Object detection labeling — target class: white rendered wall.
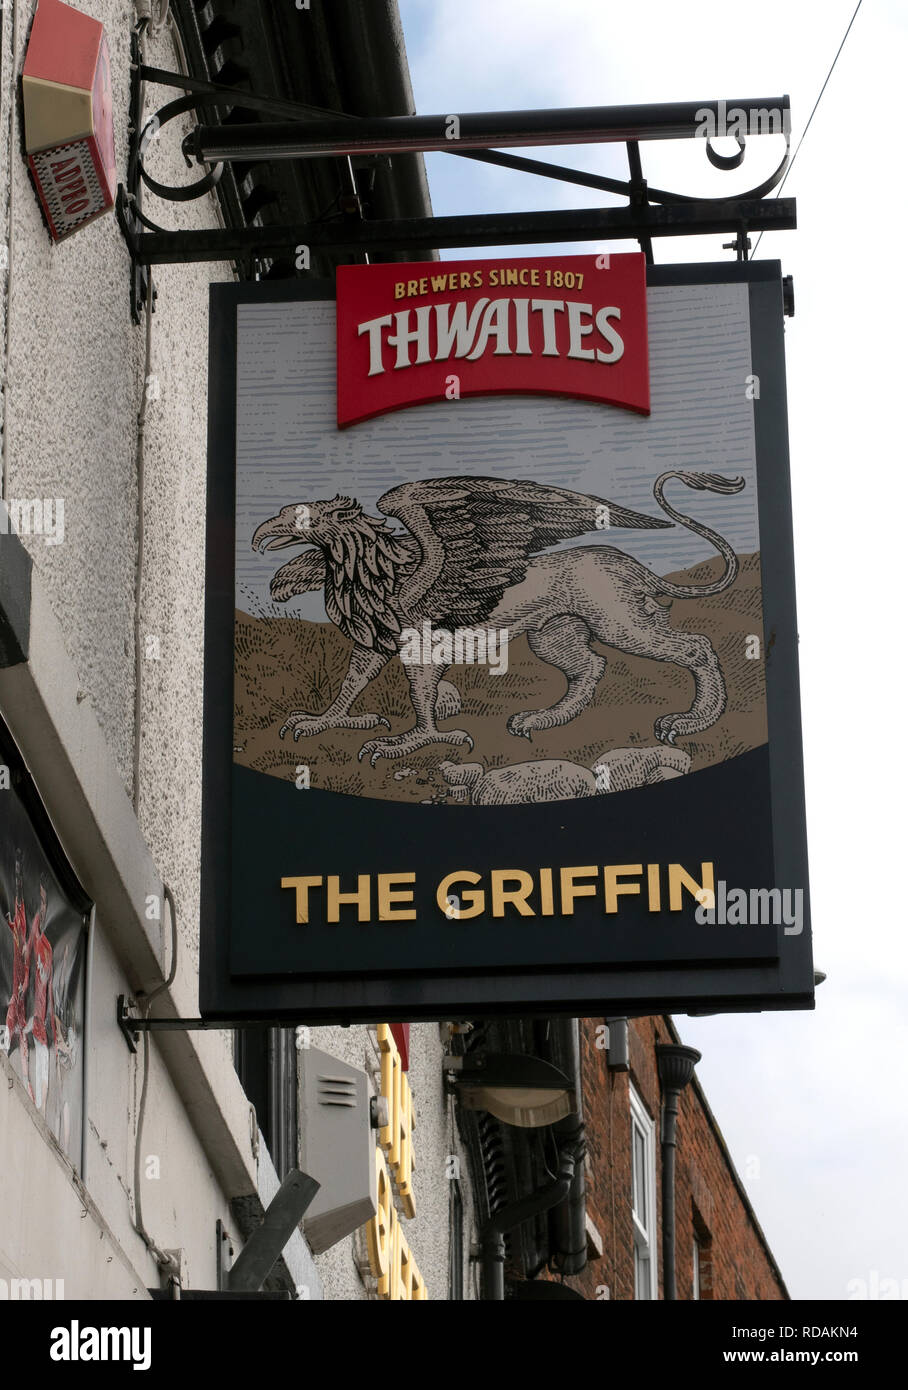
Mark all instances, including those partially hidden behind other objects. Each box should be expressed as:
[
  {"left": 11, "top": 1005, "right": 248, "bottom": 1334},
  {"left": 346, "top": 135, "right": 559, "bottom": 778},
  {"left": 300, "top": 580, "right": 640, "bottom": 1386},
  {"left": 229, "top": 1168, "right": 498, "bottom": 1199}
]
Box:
[{"left": 0, "top": 0, "right": 474, "bottom": 1299}]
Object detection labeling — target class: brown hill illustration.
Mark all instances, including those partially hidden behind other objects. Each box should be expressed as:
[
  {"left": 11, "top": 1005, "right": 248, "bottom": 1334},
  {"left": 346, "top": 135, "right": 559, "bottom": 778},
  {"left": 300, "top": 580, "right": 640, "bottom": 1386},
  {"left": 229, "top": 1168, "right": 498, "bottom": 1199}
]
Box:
[{"left": 233, "top": 552, "right": 767, "bottom": 804}]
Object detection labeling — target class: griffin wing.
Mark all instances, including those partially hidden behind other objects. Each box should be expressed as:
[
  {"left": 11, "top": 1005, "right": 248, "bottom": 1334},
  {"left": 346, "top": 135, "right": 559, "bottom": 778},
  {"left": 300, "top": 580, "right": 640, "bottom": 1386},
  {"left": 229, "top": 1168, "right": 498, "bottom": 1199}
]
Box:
[
  {"left": 270, "top": 550, "right": 328, "bottom": 602},
  {"left": 378, "top": 475, "right": 671, "bottom": 626}
]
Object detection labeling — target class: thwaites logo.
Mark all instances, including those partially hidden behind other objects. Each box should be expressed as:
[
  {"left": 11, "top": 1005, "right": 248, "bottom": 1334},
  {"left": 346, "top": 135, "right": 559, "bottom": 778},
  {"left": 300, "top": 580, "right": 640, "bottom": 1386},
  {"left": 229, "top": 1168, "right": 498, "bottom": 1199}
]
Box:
[{"left": 336, "top": 253, "right": 649, "bottom": 427}]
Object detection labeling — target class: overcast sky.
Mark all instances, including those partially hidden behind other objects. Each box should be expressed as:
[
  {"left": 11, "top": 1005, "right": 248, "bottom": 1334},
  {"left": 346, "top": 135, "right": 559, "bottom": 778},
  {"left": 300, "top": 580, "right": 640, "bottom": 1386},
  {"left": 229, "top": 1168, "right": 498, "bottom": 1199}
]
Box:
[{"left": 398, "top": 0, "right": 908, "bottom": 1301}]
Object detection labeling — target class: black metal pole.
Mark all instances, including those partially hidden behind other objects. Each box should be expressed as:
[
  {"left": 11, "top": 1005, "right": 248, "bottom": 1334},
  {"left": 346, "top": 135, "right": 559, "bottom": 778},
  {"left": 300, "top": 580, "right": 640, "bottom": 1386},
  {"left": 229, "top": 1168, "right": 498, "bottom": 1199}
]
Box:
[
  {"left": 655, "top": 1044, "right": 701, "bottom": 1300},
  {"left": 184, "top": 96, "right": 790, "bottom": 163},
  {"left": 480, "top": 1145, "right": 580, "bottom": 1300},
  {"left": 126, "top": 197, "right": 796, "bottom": 266},
  {"left": 661, "top": 1087, "right": 681, "bottom": 1301}
]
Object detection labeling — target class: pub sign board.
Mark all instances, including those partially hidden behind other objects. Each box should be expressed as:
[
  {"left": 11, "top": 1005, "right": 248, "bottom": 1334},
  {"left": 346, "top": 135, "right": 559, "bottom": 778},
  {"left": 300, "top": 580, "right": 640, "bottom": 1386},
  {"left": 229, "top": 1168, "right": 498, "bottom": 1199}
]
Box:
[{"left": 200, "top": 255, "right": 813, "bottom": 1022}]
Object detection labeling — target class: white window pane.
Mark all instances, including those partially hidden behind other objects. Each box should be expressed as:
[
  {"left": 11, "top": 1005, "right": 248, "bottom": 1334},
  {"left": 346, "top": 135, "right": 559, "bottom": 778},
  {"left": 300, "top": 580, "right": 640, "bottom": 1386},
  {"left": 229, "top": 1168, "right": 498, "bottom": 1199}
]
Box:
[
  {"left": 633, "top": 1127, "right": 647, "bottom": 1229},
  {"left": 635, "top": 1245, "right": 652, "bottom": 1300}
]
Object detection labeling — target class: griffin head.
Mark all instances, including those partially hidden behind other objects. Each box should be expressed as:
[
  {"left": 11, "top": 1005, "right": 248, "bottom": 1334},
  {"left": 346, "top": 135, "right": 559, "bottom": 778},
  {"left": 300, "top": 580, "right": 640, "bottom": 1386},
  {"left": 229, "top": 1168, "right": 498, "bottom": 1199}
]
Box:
[
  {"left": 251, "top": 495, "right": 363, "bottom": 554},
  {"left": 251, "top": 494, "right": 415, "bottom": 649},
  {"left": 252, "top": 495, "right": 374, "bottom": 606}
]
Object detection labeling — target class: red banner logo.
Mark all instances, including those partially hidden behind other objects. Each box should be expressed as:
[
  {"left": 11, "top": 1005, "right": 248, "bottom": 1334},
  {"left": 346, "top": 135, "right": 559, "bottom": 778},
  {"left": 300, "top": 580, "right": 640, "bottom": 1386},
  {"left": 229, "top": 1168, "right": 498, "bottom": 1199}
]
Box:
[{"left": 336, "top": 253, "right": 649, "bottom": 428}]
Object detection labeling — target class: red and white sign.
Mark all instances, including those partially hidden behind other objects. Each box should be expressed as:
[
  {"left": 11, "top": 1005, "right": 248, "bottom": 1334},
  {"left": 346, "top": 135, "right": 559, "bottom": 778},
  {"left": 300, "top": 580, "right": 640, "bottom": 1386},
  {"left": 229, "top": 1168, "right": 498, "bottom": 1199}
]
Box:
[
  {"left": 336, "top": 253, "right": 649, "bottom": 428},
  {"left": 22, "top": 0, "right": 116, "bottom": 241}
]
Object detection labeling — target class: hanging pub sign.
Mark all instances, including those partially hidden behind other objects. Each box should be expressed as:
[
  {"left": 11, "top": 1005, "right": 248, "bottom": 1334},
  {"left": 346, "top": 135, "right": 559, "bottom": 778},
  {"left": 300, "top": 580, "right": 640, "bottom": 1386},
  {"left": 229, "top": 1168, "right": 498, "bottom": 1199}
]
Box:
[
  {"left": 200, "top": 254, "right": 813, "bottom": 1022},
  {"left": 0, "top": 717, "right": 89, "bottom": 1165}
]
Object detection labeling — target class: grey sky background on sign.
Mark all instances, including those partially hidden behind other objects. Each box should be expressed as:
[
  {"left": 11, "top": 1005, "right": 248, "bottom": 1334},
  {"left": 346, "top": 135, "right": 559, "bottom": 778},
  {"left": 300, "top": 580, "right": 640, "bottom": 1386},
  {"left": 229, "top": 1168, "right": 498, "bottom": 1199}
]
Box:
[
  {"left": 395, "top": 0, "right": 908, "bottom": 1304},
  {"left": 235, "top": 284, "right": 758, "bottom": 619}
]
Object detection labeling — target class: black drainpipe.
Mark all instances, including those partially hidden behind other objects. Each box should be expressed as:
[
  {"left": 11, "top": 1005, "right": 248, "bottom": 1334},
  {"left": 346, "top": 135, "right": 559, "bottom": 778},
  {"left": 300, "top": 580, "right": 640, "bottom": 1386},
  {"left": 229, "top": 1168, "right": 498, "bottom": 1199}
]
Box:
[
  {"left": 480, "top": 1143, "right": 582, "bottom": 1301},
  {"left": 655, "top": 1044, "right": 701, "bottom": 1300},
  {"left": 548, "top": 1018, "right": 588, "bottom": 1277}
]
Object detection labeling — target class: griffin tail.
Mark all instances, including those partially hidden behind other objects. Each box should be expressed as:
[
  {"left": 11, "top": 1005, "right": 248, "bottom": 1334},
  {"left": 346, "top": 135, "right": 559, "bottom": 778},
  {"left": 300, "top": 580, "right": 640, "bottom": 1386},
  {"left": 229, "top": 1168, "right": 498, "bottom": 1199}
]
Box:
[{"left": 650, "top": 471, "right": 745, "bottom": 598}]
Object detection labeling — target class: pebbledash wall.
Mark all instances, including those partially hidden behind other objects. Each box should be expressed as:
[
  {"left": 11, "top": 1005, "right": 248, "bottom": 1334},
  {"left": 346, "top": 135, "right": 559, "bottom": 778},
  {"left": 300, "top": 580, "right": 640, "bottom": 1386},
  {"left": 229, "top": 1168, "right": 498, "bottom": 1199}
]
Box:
[{"left": 0, "top": 0, "right": 474, "bottom": 1301}]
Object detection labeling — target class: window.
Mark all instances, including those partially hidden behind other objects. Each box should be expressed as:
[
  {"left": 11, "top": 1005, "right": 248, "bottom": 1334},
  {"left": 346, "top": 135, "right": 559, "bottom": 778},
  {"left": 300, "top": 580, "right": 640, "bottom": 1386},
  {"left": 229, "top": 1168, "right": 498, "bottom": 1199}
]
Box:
[
  {"left": 629, "top": 1082, "right": 658, "bottom": 1299},
  {"left": 692, "top": 1208, "right": 714, "bottom": 1300},
  {"left": 234, "top": 1026, "right": 298, "bottom": 1180}
]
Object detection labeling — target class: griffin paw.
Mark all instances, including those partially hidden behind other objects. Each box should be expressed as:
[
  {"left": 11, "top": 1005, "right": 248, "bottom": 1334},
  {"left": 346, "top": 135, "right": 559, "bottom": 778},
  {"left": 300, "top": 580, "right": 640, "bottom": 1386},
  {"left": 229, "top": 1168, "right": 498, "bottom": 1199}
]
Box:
[
  {"left": 279, "top": 711, "right": 390, "bottom": 741},
  {"left": 507, "top": 712, "right": 546, "bottom": 740},
  {"left": 654, "top": 715, "right": 687, "bottom": 745},
  {"left": 357, "top": 728, "right": 475, "bottom": 768}
]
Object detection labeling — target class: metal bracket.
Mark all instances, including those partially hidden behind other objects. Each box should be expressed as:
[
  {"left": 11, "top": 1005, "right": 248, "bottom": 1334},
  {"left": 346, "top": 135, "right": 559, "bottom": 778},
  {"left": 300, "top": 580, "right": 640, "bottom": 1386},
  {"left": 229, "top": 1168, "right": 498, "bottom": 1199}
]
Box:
[
  {"left": 116, "top": 995, "right": 324, "bottom": 1051},
  {"left": 117, "top": 60, "right": 794, "bottom": 312},
  {"left": 117, "top": 994, "right": 237, "bottom": 1052}
]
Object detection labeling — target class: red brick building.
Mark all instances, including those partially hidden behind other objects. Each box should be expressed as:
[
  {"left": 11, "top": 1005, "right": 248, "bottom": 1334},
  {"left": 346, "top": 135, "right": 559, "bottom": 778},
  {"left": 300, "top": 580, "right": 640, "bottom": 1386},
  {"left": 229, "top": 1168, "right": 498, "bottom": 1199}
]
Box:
[{"left": 562, "top": 1016, "right": 787, "bottom": 1301}]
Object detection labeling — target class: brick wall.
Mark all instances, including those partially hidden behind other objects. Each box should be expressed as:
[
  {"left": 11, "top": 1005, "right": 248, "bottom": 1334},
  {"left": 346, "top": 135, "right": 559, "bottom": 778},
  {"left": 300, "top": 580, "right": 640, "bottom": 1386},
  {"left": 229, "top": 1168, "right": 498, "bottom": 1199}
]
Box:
[{"left": 560, "top": 1016, "right": 787, "bottom": 1301}]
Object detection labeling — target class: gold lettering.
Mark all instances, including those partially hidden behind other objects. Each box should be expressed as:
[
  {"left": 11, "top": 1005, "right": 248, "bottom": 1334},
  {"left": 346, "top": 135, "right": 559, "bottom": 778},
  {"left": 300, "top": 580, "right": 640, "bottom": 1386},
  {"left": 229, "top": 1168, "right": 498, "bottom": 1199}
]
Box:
[
  {"left": 366, "top": 1148, "right": 392, "bottom": 1293},
  {"left": 436, "top": 870, "right": 484, "bottom": 919},
  {"left": 603, "top": 864, "right": 642, "bottom": 915},
  {"left": 668, "top": 862, "right": 715, "bottom": 911},
  {"left": 490, "top": 869, "right": 535, "bottom": 917},
  {"left": 377, "top": 872, "right": 416, "bottom": 921},
  {"left": 365, "top": 1031, "right": 425, "bottom": 1297},
  {"left": 559, "top": 865, "right": 598, "bottom": 914},
  {"left": 539, "top": 867, "right": 555, "bottom": 916},
  {"left": 280, "top": 875, "right": 322, "bottom": 924},
  {"left": 326, "top": 873, "right": 371, "bottom": 922}
]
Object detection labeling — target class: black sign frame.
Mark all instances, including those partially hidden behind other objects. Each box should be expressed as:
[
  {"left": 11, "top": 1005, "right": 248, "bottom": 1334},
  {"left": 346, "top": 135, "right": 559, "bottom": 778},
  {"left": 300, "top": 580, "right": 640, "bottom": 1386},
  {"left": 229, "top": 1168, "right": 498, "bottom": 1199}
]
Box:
[{"left": 200, "top": 261, "right": 813, "bottom": 1023}]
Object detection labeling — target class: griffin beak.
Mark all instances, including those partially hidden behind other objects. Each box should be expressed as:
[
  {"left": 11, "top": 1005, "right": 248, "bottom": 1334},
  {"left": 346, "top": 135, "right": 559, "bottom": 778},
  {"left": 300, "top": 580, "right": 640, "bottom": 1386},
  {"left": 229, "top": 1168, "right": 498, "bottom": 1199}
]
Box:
[{"left": 252, "top": 515, "right": 299, "bottom": 552}]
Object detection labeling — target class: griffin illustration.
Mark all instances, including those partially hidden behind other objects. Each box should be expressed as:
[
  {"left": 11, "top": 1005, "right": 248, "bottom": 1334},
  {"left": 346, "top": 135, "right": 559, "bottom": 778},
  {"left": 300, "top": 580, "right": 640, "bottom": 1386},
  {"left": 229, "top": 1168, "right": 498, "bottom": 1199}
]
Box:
[{"left": 251, "top": 472, "right": 745, "bottom": 765}]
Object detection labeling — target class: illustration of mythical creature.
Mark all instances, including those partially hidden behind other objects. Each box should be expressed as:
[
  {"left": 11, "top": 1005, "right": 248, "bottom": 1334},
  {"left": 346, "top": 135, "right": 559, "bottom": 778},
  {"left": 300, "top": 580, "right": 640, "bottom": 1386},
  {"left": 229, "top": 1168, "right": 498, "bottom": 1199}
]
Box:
[{"left": 251, "top": 471, "right": 744, "bottom": 765}]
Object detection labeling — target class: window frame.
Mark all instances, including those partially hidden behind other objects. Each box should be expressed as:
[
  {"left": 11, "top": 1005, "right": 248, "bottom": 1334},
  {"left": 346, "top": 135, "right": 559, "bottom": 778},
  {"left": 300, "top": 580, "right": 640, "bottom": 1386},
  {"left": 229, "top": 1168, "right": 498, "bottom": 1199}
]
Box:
[
  {"left": 629, "top": 1081, "right": 658, "bottom": 1300},
  {"left": 233, "top": 1025, "right": 298, "bottom": 1180}
]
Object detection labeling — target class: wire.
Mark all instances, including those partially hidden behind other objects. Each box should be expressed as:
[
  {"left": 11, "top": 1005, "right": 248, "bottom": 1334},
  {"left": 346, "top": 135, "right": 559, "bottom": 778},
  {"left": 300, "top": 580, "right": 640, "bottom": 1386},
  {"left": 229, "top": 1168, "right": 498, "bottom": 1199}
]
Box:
[
  {"left": 752, "top": 0, "right": 864, "bottom": 258},
  {"left": 142, "top": 882, "right": 179, "bottom": 1006},
  {"left": 133, "top": 261, "right": 153, "bottom": 812},
  {"left": 132, "top": 883, "right": 179, "bottom": 1273}
]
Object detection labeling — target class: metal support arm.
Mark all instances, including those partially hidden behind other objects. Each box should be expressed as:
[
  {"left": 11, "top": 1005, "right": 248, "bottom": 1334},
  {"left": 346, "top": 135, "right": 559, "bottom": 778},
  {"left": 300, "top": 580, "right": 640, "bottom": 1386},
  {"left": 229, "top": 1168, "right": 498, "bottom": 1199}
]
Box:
[{"left": 122, "top": 197, "right": 795, "bottom": 265}]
